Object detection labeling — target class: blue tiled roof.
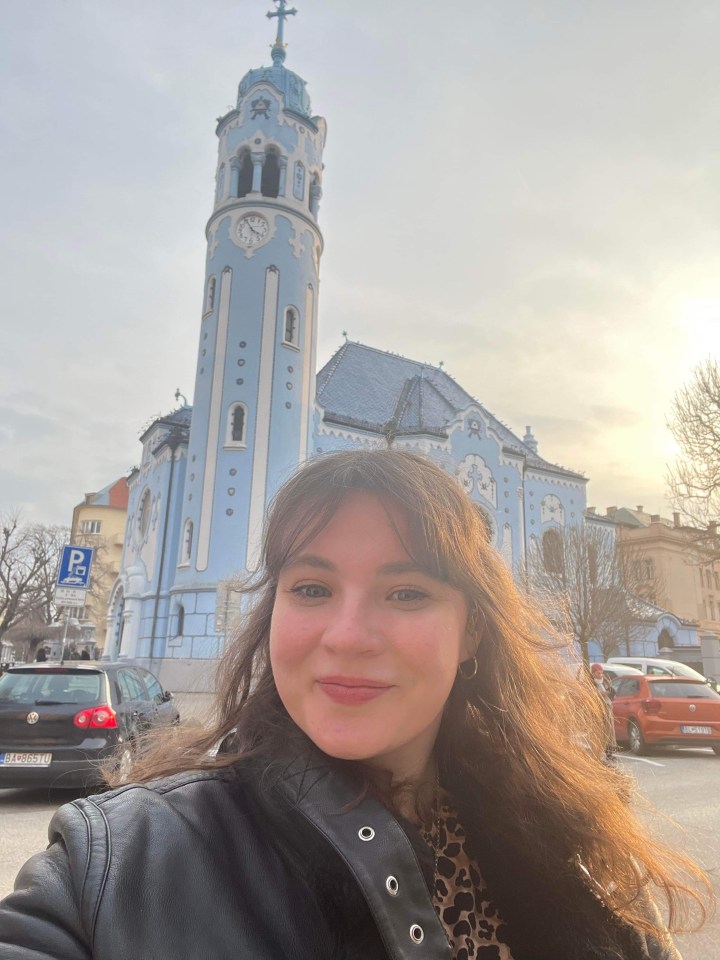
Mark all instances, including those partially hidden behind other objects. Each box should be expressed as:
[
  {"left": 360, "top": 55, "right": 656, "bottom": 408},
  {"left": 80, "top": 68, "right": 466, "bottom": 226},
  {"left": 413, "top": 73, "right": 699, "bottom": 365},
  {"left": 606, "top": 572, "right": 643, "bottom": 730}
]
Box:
[{"left": 316, "top": 341, "right": 582, "bottom": 477}]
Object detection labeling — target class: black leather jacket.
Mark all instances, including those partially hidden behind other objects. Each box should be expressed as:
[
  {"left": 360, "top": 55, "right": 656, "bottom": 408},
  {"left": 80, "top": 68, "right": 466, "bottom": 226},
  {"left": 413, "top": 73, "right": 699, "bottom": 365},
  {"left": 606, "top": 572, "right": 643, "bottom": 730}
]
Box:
[{"left": 0, "top": 757, "right": 680, "bottom": 960}]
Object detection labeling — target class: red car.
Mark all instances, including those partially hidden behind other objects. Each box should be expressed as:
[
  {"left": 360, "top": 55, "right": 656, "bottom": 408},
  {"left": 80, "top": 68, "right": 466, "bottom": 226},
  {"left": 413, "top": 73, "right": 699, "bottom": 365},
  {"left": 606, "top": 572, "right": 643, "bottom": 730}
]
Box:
[{"left": 611, "top": 675, "right": 720, "bottom": 755}]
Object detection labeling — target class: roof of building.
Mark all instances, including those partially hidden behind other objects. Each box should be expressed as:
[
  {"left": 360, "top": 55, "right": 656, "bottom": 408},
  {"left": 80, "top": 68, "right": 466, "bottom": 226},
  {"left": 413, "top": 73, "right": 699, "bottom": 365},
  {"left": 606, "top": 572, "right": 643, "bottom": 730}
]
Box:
[
  {"left": 626, "top": 592, "right": 697, "bottom": 627},
  {"left": 83, "top": 477, "right": 129, "bottom": 510},
  {"left": 139, "top": 405, "right": 193, "bottom": 445},
  {"left": 237, "top": 62, "right": 313, "bottom": 121},
  {"left": 316, "top": 341, "right": 584, "bottom": 479}
]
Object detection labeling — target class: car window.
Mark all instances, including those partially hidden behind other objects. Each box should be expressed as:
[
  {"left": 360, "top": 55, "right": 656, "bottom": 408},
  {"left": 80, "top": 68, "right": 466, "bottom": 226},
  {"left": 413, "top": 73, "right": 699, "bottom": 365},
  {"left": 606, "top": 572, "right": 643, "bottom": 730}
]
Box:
[
  {"left": 615, "top": 678, "right": 641, "bottom": 697},
  {"left": 0, "top": 670, "right": 101, "bottom": 704},
  {"left": 667, "top": 663, "right": 707, "bottom": 682},
  {"left": 139, "top": 669, "right": 164, "bottom": 705},
  {"left": 647, "top": 665, "right": 672, "bottom": 676},
  {"left": 648, "top": 681, "right": 720, "bottom": 700},
  {"left": 118, "top": 668, "right": 147, "bottom": 702}
]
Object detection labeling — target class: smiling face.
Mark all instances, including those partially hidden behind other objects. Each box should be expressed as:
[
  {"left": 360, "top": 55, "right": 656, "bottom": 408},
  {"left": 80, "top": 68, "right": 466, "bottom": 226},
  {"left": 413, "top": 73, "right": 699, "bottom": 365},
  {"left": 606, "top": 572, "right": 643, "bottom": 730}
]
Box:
[{"left": 269, "top": 491, "right": 471, "bottom": 782}]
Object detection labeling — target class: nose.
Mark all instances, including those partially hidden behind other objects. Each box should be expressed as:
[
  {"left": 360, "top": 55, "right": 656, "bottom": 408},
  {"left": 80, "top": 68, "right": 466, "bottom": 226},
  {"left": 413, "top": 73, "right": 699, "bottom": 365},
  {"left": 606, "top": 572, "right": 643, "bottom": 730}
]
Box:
[{"left": 320, "top": 594, "right": 383, "bottom": 656}]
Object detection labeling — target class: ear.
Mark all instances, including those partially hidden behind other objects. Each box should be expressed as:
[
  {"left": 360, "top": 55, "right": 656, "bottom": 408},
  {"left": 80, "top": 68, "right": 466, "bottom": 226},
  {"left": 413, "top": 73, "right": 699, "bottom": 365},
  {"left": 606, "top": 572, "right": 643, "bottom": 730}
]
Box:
[{"left": 463, "top": 607, "right": 482, "bottom": 660}]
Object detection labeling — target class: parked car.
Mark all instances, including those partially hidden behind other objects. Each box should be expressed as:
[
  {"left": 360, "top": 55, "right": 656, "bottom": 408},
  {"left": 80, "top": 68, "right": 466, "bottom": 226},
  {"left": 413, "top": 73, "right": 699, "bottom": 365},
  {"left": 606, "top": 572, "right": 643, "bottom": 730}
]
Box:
[
  {"left": 607, "top": 656, "right": 709, "bottom": 683},
  {"left": 611, "top": 675, "right": 720, "bottom": 755},
  {"left": 0, "top": 662, "right": 179, "bottom": 788},
  {"left": 593, "top": 663, "right": 643, "bottom": 681}
]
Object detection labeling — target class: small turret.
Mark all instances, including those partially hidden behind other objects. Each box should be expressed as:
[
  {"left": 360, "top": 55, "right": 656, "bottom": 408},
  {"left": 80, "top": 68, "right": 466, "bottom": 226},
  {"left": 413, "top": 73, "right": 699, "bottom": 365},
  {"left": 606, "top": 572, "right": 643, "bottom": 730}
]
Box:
[{"left": 523, "top": 426, "right": 538, "bottom": 455}]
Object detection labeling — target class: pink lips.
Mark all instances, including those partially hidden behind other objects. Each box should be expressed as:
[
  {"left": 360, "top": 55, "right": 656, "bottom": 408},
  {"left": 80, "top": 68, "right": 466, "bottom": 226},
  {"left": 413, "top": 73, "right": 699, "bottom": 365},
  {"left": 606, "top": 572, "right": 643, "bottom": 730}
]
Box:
[{"left": 317, "top": 676, "right": 392, "bottom": 706}]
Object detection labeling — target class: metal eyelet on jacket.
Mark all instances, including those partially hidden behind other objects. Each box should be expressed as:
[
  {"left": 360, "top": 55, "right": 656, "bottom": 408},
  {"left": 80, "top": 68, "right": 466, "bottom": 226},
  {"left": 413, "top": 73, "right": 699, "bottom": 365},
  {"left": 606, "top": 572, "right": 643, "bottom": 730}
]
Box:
[
  {"left": 358, "top": 826, "right": 375, "bottom": 841},
  {"left": 385, "top": 875, "right": 399, "bottom": 895},
  {"left": 409, "top": 924, "right": 424, "bottom": 943}
]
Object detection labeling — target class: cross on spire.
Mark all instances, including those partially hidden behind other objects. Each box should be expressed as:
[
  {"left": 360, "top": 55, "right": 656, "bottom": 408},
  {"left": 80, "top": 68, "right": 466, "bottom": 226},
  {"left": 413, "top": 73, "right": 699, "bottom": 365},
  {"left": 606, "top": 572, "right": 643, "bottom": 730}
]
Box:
[{"left": 267, "top": 0, "right": 297, "bottom": 64}]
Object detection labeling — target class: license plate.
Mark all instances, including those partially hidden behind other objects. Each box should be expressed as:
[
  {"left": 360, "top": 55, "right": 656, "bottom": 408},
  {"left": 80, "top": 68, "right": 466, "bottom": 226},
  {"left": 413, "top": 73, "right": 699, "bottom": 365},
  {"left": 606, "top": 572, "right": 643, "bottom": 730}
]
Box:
[
  {"left": 0, "top": 752, "right": 52, "bottom": 767},
  {"left": 680, "top": 725, "right": 712, "bottom": 735}
]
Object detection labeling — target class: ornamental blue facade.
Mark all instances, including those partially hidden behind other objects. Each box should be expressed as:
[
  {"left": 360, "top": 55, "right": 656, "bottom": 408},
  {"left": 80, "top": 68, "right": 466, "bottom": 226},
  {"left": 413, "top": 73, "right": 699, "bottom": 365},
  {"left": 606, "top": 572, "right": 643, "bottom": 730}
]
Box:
[{"left": 109, "top": 7, "right": 686, "bottom": 704}]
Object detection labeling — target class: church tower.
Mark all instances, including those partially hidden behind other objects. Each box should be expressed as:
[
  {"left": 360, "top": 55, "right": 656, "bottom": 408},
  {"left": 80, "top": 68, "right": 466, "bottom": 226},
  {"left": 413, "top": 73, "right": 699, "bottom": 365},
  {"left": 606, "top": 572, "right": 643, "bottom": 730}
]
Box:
[{"left": 169, "top": 2, "right": 326, "bottom": 659}]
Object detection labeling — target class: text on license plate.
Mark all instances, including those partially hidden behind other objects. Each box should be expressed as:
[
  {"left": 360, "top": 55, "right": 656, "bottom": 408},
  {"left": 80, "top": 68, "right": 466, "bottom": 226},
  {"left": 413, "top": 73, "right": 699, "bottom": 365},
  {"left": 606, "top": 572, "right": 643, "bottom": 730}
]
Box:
[
  {"left": 680, "top": 725, "right": 712, "bottom": 735},
  {"left": 0, "top": 752, "right": 52, "bottom": 767}
]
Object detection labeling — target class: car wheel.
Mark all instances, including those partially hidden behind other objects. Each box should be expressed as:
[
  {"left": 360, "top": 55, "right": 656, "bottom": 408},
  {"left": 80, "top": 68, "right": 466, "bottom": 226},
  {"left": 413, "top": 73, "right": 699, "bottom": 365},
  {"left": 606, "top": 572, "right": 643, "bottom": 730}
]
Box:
[{"left": 627, "top": 720, "right": 648, "bottom": 756}]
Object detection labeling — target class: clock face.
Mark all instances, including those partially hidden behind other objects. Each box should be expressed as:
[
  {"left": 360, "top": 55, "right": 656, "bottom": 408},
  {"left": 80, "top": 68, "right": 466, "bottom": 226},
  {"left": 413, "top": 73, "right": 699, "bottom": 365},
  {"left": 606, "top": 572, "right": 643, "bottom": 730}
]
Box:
[{"left": 237, "top": 214, "right": 269, "bottom": 246}]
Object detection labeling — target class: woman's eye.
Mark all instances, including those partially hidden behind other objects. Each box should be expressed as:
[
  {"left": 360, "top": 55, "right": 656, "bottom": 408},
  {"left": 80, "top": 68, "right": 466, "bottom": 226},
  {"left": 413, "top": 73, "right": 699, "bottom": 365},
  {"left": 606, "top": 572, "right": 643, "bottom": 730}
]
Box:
[
  {"left": 388, "top": 588, "right": 429, "bottom": 603},
  {"left": 291, "top": 583, "right": 330, "bottom": 600}
]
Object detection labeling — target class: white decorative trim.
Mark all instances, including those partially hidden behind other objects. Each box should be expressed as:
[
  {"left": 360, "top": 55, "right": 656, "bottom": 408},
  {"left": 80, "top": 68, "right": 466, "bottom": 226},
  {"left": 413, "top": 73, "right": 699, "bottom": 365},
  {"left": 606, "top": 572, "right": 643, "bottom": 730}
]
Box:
[
  {"left": 197, "top": 268, "right": 233, "bottom": 571},
  {"left": 298, "top": 285, "right": 314, "bottom": 463},
  {"left": 540, "top": 494, "right": 565, "bottom": 526},
  {"left": 247, "top": 267, "right": 280, "bottom": 569},
  {"left": 456, "top": 454, "right": 497, "bottom": 507}
]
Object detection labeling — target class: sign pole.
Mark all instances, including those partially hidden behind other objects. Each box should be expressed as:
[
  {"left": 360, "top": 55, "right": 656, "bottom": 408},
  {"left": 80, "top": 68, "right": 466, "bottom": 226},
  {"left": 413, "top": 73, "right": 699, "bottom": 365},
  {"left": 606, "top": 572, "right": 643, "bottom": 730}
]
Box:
[{"left": 59, "top": 608, "right": 71, "bottom": 664}]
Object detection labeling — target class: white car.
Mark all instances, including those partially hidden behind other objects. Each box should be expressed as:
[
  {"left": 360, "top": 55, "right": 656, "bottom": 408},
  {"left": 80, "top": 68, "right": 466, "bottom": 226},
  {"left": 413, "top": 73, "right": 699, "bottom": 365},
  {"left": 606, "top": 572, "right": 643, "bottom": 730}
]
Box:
[{"left": 607, "top": 656, "right": 709, "bottom": 683}]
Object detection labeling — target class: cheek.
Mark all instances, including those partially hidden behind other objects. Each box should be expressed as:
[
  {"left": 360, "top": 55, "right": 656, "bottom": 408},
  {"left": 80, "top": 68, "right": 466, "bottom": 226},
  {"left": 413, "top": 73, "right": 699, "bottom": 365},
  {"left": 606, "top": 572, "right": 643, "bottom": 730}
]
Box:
[{"left": 269, "top": 608, "right": 314, "bottom": 676}]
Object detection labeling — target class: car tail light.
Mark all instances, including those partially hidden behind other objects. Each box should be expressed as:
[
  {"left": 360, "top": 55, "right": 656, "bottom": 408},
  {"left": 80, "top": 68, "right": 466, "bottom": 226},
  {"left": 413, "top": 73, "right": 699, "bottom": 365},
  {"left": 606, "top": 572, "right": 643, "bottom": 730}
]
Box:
[
  {"left": 641, "top": 698, "right": 662, "bottom": 714},
  {"left": 74, "top": 705, "right": 118, "bottom": 729}
]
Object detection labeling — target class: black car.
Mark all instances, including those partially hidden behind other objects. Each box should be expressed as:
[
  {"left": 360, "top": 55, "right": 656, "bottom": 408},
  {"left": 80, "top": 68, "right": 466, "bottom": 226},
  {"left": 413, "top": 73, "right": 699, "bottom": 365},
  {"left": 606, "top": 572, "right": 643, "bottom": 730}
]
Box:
[{"left": 0, "top": 662, "right": 179, "bottom": 788}]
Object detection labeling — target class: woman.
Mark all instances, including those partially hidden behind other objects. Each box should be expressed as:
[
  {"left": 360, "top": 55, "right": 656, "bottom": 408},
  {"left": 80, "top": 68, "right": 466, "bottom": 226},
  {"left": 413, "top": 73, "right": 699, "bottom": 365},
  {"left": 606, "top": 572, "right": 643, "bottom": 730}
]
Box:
[{"left": 0, "top": 451, "right": 711, "bottom": 959}]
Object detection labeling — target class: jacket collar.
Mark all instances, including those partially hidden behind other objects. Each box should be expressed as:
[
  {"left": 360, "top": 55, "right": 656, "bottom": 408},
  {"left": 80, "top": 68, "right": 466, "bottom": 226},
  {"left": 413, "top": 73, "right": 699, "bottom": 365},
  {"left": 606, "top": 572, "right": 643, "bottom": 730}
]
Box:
[{"left": 265, "top": 755, "right": 451, "bottom": 960}]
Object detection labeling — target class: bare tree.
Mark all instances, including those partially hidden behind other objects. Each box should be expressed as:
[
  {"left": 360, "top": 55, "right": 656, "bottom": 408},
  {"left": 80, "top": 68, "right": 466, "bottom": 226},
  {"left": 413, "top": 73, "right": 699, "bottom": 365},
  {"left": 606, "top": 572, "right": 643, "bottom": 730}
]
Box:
[
  {"left": 0, "top": 514, "right": 69, "bottom": 641},
  {"left": 667, "top": 358, "right": 720, "bottom": 556},
  {"left": 528, "top": 522, "right": 661, "bottom": 666}
]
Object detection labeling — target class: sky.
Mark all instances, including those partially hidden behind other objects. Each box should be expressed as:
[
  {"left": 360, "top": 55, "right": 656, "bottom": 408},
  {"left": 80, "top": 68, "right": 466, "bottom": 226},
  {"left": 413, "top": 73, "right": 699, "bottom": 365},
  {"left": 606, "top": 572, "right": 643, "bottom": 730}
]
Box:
[{"left": 1, "top": 0, "right": 719, "bottom": 526}]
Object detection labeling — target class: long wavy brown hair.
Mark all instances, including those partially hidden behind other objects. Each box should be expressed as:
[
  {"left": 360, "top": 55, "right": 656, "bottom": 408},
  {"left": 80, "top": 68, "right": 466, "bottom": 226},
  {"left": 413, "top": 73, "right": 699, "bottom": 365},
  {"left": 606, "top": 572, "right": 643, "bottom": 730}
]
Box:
[{"left": 109, "top": 449, "right": 712, "bottom": 939}]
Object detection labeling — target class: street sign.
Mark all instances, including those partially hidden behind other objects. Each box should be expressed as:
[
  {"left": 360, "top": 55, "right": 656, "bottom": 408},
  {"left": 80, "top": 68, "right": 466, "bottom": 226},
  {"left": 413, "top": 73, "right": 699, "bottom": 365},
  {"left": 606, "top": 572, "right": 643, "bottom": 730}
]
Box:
[
  {"left": 55, "top": 586, "right": 88, "bottom": 605},
  {"left": 57, "top": 545, "right": 93, "bottom": 590}
]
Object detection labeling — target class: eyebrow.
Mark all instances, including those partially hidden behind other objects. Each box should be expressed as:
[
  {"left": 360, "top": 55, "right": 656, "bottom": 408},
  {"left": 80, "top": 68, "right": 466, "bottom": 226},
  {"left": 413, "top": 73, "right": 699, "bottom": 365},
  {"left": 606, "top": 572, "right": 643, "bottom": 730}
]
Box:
[{"left": 283, "top": 555, "right": 429, "bottom": 577}]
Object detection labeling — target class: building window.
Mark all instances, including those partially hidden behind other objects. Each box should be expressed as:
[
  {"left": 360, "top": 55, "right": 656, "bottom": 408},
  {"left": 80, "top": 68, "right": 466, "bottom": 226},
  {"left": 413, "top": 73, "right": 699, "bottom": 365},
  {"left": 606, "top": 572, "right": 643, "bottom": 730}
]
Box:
[
  {"left": 180, "top": 519, "right": 193, "bottom": 565},
  {"left": 261, "top": 149, "right": 280, "bottom": 198},
  {"left": 138, "top": 489, "right": 151, "bottom": 538},
  {"left": 542, "top": 529, "right": 564, "bottom": 576},
  {"left": 283, "top": 307, "right": 298, "bottom": 346},
  {"left": 706, "top": 569, "right": 713, "bottom": 589},
  {"left": 79, "top": 520, "right": 101, "bottom": 535},
  {"left": 176, "top": 603, "right": 185, "bottom": 637},
  {"left": 237, "top": 151, "right": 253, "bottom": 197},
  {"left": 226, "top": 402, "right": 247, "bottom": 447},
  {"left": 715, "top": 571, "right": 719, "bottom": 591},
  {"left": 205, "top": 276, "right": 216, "bottom": 313},
  {"left": 644, "top": 559, "right": 654, "bottom": 580},
  {"left": 293, "top": 161, "right": 305, "bottom": 200},
  {"left": 710, "top": 599, "right": 716, "bottom": 620}
]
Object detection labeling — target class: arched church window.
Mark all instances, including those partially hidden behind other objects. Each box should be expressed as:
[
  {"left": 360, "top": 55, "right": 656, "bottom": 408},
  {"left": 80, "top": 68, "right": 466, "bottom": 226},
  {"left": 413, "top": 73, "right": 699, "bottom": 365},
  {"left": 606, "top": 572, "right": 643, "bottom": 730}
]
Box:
[
  {"left": 261, "top": 149, "right": 280, "bottom": 198},
  {"left": 180, "top": 519, "right": 193, "bottom": 564},
  {"left": 205, "top": 276, "right": 216, "bottom": 314},
  {"left": 283, "top": 307, "right": 298, "bottom": 346},
  {"left": 138, "top": 489, "right": 151, "bottom": 539},
  {"left": 226, "top": 402, "right": 248, "bottom": 447},
  {"left": 237, "top": 152, "right": 253, "bottom": 198},
  {"left": 542, "top": 529, "right": 564, "bottom": 576}
]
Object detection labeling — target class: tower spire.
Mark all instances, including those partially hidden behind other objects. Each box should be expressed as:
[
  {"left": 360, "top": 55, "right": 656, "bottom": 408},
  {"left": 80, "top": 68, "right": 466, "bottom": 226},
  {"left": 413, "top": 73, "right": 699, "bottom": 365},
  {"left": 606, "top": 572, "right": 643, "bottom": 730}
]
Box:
[{"left": 267, "top": 0, "right": 298, "bottom": 66}]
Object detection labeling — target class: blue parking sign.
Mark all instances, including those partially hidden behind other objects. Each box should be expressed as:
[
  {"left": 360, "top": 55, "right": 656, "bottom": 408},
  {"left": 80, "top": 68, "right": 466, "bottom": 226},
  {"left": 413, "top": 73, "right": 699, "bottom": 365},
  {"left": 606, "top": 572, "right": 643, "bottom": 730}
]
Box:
[{"left": 57, "top": 545, "right": 94, "bottom": 589}]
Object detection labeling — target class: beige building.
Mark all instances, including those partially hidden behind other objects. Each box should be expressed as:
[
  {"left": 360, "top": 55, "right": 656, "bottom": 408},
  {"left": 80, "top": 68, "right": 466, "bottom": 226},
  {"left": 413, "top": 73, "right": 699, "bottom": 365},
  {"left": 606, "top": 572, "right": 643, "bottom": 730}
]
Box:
[
  {"left": 67, "top": 477, "right": 129, "bottom": 654},
  {"left": 604, "top": 505, "right": 720, "bottom": 676}
]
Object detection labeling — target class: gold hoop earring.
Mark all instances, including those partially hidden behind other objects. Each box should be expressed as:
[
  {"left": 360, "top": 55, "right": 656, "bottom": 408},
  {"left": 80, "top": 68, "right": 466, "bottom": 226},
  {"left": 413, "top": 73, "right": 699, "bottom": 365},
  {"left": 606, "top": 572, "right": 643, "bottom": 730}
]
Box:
[{"left": 457, "top": 657, "right": 478, "bottom": 680}]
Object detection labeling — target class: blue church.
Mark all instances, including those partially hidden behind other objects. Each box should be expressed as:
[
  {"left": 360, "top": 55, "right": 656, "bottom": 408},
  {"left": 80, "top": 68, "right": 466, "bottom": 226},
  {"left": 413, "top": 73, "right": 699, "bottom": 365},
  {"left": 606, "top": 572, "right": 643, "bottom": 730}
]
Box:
[{"left": 106, "top": 3, "right": 592, "bottom": 706}]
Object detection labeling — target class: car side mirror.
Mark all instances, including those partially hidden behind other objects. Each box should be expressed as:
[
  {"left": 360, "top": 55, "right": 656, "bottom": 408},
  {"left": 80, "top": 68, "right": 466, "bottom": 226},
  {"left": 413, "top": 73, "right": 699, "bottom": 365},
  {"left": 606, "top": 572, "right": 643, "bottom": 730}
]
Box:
[{"left": 162, "top": 690, "right": 174, "bottom": 702}]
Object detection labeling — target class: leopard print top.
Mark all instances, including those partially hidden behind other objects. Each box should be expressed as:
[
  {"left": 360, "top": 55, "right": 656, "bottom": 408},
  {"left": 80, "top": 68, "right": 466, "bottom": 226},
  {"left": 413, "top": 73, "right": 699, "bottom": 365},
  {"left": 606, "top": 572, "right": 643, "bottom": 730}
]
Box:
[{"left": 422, "top": 793, "right": 514, "bottom": 960}]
